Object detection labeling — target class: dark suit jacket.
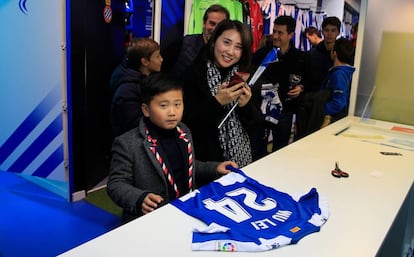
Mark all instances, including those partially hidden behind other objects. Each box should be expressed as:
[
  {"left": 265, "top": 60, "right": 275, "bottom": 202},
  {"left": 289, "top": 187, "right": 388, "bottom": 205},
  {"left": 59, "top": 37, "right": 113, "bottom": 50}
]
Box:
[{"left": 169, "top": 34, "right": 205, "bottom": 81}]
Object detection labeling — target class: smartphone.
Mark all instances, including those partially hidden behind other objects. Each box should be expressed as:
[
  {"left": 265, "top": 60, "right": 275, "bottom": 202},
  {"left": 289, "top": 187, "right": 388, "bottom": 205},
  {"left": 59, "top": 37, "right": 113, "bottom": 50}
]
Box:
[
  {"left": 228, "top": 72, "right": 250, "bottom": 88},
  {"left": 228, "top": 74, "right": 244, "bottom": 87}
]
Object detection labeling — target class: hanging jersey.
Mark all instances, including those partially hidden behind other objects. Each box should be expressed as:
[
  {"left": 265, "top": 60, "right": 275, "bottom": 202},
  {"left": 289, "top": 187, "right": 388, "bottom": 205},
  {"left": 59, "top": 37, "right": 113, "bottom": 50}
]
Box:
[
  {"left": 187, "top": 0, "right": 243, "bottom": 35},
  {"left": 171, "top": 168, "right": 329, "bottom": 252},
  {"left": 259, "top": 0, "right": 278, "bottom": 35},
  {"left": 312, "top": 12, "right": 327, "bottom": 31},
  {"left": 295, "top": 9, "right": 311, "bottom": 51},
  {"left": 242, "top": 0, "right": 264, "bottom": 53}
]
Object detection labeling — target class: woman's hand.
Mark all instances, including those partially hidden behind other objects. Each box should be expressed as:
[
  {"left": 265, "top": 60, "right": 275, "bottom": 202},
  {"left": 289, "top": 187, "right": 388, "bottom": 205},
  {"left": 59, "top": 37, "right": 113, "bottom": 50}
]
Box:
[
  {"left": 237, "top": 84, "right": 252, "bottom": 107},
  {"left": 215, "top": 82, "right": 245, "bottom": 106}
]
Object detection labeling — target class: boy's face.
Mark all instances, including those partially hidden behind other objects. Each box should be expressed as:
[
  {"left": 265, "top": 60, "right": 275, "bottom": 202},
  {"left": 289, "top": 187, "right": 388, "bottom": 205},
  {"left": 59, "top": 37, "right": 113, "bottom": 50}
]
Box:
[
  {"left": 147, "top": 49, "right": 163, "bottom": 73},
  {"left": 330, "top": 48, "right": 336, "bottom": 61},
  {"left": 142, "top": 89, "right": 184, "bottom": 130}
]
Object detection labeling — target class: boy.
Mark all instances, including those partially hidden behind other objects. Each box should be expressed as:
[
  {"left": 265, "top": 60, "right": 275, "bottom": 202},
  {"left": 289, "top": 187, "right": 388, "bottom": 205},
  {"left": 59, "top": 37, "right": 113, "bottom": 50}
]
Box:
[
  {"left": 320, "top": 37, "right": 356, "bottom": 128},
  {"left": 110, "top": 37, "right": 163, "bottom": 137},
  {"left": 107, "top": 73, "right": 237, "bottom": 223}
]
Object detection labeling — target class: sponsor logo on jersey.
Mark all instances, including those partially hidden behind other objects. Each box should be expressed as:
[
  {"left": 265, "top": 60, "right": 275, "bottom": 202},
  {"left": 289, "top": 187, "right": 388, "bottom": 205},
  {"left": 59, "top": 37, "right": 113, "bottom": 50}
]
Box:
[{"left": 220, "top": 242, "right": 236, "bottom": 252}]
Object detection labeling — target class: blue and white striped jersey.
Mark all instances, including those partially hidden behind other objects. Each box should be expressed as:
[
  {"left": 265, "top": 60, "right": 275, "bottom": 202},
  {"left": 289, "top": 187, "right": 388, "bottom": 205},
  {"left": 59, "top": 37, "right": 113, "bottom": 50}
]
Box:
[{"left": 171, "top": 168, "right": 329, "bottom": 252}]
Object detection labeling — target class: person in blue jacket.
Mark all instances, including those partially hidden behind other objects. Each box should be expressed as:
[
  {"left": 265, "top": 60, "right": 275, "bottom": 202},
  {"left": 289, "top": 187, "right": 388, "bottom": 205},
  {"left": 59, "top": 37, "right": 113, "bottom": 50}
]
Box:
[{"left": 320, "top": 37, "right": 356, "bottom": 128}]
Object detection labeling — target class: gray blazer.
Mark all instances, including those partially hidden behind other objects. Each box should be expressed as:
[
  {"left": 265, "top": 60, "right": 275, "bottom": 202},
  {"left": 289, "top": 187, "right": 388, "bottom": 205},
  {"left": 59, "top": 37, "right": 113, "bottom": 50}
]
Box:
[{"left": 107, "top": 118, "right": 220, "bottom": 222}]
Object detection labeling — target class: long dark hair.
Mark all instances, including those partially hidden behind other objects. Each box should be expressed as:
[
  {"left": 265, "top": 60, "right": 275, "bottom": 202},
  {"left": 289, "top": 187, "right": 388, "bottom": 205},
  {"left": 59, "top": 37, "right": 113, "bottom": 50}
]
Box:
[{"left": 206, "top": 20, "right": 252, "bottom": 71}]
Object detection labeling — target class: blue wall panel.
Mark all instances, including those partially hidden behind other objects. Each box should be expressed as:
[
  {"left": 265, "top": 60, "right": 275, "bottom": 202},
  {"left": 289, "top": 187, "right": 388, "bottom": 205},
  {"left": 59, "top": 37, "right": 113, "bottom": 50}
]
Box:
[
  {"left": 159, "top": 0, "right": 185, "bottom": 72},
  {"left": 0, "top": 1, "right": 67, "bottom": 198}
]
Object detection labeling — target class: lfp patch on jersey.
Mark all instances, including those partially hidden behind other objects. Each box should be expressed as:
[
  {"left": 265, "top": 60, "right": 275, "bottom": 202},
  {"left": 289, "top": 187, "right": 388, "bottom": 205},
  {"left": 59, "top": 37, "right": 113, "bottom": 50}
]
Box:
[{"left": 171, "top": 169, "right": 329, "bottom": 252}]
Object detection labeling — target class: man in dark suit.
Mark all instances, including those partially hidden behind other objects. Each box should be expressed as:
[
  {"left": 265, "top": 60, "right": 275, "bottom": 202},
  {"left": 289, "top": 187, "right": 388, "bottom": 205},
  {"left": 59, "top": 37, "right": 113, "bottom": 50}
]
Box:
[{"left": 169, "top": 4, "right": 229, "bottom": 80}]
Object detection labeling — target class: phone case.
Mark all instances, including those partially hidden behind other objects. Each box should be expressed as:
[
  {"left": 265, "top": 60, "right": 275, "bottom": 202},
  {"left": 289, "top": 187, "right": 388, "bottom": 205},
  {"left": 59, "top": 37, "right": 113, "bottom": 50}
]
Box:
[{"left": 228, "top": 74, "right": 244, "bottom": 87}]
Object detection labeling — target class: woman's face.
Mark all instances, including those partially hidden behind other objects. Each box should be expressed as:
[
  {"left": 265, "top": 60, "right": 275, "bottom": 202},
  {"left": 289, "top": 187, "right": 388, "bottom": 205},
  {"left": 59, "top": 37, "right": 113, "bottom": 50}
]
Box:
[{"left": 213, "top": 29, "right": 243, "bottom": 68}]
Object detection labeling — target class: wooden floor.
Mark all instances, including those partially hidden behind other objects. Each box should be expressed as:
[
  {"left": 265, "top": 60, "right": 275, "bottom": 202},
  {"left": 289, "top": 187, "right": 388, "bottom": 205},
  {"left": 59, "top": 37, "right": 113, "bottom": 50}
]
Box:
[{"left": 0, "top": 170, "right": 121, "bottom": 257}]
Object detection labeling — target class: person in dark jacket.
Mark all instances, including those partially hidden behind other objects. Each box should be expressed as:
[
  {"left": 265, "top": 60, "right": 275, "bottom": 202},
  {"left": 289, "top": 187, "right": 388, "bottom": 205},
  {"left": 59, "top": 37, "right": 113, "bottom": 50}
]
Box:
[
  {"left": 304, "top": 26, "right": 322, "bottom": 49},
  {"left": 251, "top": 15, "right": 306, "bottom": 153},
  {"left": 168, "top": 4, "right": 229, "bottom": 81},
  {"left": 304, "top": 16, "right": 341, "bottom": 92},
  {"left": 107, "top": 73, "right": 237, "bottom": 223},
  {"left": 296, "top": 16, "right": 342, "bottom": 139},
  {"left": 110, "top": 37, "right": 163, "bottom": 137},
  {"left": 182, "top": 20, "right": 264, "bottom": 167}
]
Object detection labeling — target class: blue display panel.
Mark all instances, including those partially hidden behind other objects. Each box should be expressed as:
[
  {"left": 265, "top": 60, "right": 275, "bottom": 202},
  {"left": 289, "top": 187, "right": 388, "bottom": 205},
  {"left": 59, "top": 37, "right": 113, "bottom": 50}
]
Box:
[
  {"left": 131, "top": 0, "right": 153, "bottom": 37},
  {"left": 160, "top": 0, "right": 184, "bottom": 40},
  {"left": 0, "top": 0, "right": 67, "bottom": 198},
  {"left": 159, "top": 0, "right": 185, "bottom": 72}
]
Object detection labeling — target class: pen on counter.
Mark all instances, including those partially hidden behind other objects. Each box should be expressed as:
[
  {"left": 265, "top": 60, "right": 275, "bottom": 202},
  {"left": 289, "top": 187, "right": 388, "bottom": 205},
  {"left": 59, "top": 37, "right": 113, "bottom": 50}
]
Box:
[{"left": 334, "top": 126, "right": 350, "bottom": 136}]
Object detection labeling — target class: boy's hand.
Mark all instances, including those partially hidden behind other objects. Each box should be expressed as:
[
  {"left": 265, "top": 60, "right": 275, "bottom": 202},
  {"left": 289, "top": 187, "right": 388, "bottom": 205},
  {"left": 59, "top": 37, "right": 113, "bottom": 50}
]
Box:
[
  {"left": 320, "top": 115, "right": 332, "bottom": 128},
  {"left": 141, "top": 193, "right": 164, "bottom": 214},
  {"left": 216, "top": 161, "right": 238, "bottom": 175}
]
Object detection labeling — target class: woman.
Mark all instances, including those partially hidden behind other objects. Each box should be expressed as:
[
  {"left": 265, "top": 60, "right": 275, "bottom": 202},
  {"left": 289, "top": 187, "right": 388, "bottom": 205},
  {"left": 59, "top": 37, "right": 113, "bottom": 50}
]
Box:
[{"left": 182, "top": 20, "right": 263, "bottom": 167}]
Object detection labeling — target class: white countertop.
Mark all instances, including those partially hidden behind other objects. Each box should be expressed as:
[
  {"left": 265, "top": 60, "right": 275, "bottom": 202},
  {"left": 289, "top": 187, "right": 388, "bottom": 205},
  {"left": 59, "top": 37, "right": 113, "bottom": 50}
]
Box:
[{"left": 59, "top": 116, "right": 414, "bottom": 257}]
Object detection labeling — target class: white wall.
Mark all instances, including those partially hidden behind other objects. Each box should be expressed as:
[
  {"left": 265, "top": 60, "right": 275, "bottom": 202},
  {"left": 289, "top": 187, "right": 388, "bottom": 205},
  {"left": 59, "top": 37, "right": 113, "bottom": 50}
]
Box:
[
  {"left": 346, "top": 0, "right": 361, "bottom": 12},
  {"left": 354, "top": 0, "right": 414, "bottom": 116},
  {"left": 323, "top": 0, "right": 345, "bottom": 21}
]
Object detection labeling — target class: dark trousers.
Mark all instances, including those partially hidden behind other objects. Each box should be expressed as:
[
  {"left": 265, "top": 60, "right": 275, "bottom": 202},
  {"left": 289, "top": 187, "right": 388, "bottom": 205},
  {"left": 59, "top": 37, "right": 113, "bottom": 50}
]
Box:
[
  {"left": 296, "top": 90, "right": 333, "bottom": 139},
  {"left": 249, "top": 129, "right": 268, "bottom": 161},
  {"left": 249, "top": 112, "right": 293, "bottom": 158},
  {"left": 270, "top": 113, "right": 293, "bottom": 152}
]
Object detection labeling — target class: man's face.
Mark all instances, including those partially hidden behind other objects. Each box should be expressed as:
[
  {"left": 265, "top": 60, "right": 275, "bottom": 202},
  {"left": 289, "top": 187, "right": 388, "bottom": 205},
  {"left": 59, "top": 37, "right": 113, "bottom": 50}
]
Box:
[
  {"left": 272, "top": 24, "right": 293, "bottom": 49},
  {"left": 322, "top": 24, "right": 340, "bottom": 45},
  {"left": 306, "top": 33, "right": 319, "bottom": 46},
  {"left": 202, "top": 11, "right": 227, "bottom": 43}
]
